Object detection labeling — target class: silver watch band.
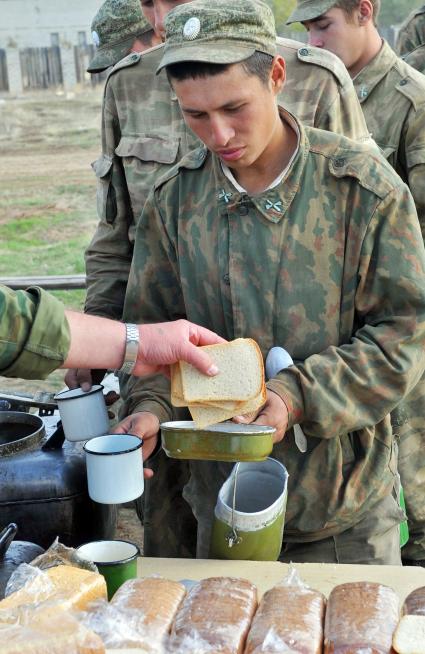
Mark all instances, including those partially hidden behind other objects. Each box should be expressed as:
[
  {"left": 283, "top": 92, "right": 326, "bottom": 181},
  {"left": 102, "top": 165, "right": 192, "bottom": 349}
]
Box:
[{"left": 118, "top": 323, "right": 139, "bottom": 375}]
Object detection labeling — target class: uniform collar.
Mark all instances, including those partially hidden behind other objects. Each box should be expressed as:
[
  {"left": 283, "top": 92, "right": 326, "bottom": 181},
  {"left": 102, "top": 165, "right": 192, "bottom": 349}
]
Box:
[
  {"left": 213, "top": 107, "right": 308, "bottom": 224},
  {"left": 354, "top": 40, "right": 397, "bottom": 102}
]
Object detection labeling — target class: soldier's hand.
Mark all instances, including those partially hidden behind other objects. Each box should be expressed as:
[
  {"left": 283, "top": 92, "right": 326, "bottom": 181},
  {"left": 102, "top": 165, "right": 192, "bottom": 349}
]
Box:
[
  {"left": 64, "top": 367, "right": 94, "bottom": 392},
  {"left": 64, "top": 368, "right": 107, "bottom": 392},
  {"left": 135, "top": 319, "right": 226, "bottom": 377},
  {"left": 233, "top": 389, "right": 288, "bottom": 442},
  {"left": 112, "top": 411, "right": 160, "bottom": 478}
]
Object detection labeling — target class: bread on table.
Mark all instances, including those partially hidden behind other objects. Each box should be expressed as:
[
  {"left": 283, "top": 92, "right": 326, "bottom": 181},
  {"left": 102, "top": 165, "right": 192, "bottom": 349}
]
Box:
[
  {"left": 393, "top": 614, "right": 425, "bottom": 654},
  {"left": 170, "top": 576, "right": 258, "bottom": 653},
  {"left": 0, "top": 565, "right": 107, "bottom": 614},
  {"left": 245, "top": 584, "right": 325, "bottom": 654},
  {"left": 324, "top": 581, "right": 399, "bottom": 653},
  {"left": 0, "top": 611, "right": 105, "bottom": 653},
  {"left": 403, "top": 586, "right": 425, "bottom": 616},
  {"left": 107, "top": 577, "right": 186, "bottom": 651}
]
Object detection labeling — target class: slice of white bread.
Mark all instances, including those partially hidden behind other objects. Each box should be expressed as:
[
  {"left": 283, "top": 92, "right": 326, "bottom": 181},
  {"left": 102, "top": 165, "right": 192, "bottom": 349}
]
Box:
[
  {"left": 179, "top": 338, "right": 264, "bottom": 402},
  {"left": 171, "top": 338, "right": 266, "bottom": 428},
  {"left": 393, "top": 615, "right": 425, "bottom": 653}
]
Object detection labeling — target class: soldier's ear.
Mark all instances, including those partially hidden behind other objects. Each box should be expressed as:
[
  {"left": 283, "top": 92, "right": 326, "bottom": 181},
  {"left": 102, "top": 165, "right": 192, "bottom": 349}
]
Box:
[
  {"left": 358, "top": 0, "right": 373, "bottom": 25},
  {"left": 270, "top": 56, "right": 285, "bottom": 94}
]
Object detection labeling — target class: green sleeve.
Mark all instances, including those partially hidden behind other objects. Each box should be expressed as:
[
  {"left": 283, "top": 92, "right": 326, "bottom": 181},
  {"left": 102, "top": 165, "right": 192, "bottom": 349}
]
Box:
[{"left": 0, "top": 286, "right": 71, "bottom": 379}]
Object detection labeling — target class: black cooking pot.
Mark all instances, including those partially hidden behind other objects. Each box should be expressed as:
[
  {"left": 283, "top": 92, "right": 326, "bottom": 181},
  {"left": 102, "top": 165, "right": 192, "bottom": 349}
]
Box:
[{"left": 0, "top": 523, "right": 44, "bottom": 599}]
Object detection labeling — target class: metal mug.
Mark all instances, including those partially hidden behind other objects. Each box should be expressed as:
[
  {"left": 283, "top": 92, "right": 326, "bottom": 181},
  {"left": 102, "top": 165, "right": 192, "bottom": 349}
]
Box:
[
  {"left": 75, "top": 539, "right": 140, "bottom": 600},
  {"left": 84, "top": 433, "right": 144, "bottom": 505},
  {"left": 54, "top": 385, "right": 109, "bottom": 442}
]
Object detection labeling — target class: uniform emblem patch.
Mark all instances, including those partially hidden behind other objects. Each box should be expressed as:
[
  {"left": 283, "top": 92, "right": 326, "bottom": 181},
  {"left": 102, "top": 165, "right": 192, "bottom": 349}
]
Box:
[
  {"left": 183, "top": 17, "right": 201, "bottom": 40},
  {"left": 92, "top": 30, "right": 100, "bottom": 47}
]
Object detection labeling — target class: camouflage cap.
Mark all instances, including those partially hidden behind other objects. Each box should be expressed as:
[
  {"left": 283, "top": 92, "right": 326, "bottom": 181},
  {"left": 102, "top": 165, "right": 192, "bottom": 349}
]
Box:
[
  {"left": 286, "top": 0, "right": 337, "bottom": 25},
  {"left": 87, "top": 0, "right": 151, "bottom": 73},
  {"left": 157, "top": 0, "right": 276, "bottom": 73}
]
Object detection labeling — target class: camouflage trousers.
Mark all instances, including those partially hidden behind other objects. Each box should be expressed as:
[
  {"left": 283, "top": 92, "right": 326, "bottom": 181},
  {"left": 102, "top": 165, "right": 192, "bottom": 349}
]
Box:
[
  {"left": 394, "top": 375, "right": 425, "bottom": 562},
  {"left": 140, "top": 449, "right": 197, "bottom": 558},
  {"left": 184, "top": 461, "right": 404, "bottom": 564},
  {"left": 279, "top": 490, "right": 403, "bottom": 565}
]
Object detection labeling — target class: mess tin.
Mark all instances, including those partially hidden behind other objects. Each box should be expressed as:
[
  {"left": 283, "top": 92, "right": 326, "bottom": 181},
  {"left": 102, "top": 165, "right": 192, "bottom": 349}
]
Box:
[
  {"left": 75, "top": 539, "right": 139, "bottom": 600},
  {"left": 160, "top": 421, "right": 275, "bottom": 462}
]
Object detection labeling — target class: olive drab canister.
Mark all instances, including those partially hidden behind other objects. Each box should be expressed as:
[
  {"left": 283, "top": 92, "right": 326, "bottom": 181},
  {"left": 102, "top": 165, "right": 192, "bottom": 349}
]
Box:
[{"left": 209, "top": 458, "right": 288, "bottom": 561}]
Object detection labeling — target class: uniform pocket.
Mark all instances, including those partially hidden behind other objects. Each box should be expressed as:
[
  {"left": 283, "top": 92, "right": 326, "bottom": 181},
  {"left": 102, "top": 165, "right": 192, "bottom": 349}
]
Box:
[
  {"left": 91, "top": 155, "right": 116, "bottom": 224},
  {"left": 115, "top": 135, "right": 180, "bottom": 164}
]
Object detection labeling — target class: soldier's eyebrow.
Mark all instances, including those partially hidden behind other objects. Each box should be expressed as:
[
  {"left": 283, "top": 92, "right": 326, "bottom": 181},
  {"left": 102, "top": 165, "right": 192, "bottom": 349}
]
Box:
[{"left": 181, "top": 100, "right": 243, "bottom": 114}]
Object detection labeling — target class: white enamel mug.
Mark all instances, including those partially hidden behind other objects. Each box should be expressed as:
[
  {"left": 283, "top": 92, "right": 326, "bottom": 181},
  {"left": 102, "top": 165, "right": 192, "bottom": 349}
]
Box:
[
  {"left": 83, "top": 434, "right": 144, "bottom": 504},
  {"left": 54, "top": 385, "right": 109, "bottom": 442}
]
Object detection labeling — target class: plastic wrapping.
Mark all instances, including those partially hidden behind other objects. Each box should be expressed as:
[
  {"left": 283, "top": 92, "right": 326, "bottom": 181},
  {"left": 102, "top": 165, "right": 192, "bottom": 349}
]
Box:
[
  {"left": 403, "top": 585, "right": 425, "bottom": 616},
  {"left": 0, "top": 611, "right": 104, "bottom": 653},
  {"left": 324, "top": 582, "right": 399, "bottom": 653},
  {"left": 245, "top": 567, "right": 325, "bottom": 654},
  {"left": 169, "top": 576, "right": 257, "bottom": 654},
  {"left": 79, "top": 577, "right": 186, "bottom": 652}
]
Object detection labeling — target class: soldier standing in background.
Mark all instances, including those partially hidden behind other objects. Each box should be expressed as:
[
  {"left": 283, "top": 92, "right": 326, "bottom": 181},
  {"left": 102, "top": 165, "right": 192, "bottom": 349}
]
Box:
[
  {"left": 287, "top": 0, "right": 425, "bottom": 567},
  {"left": 123, "top": 0, "right": 425, "bottom": 564},
  {"left": 396, "top": 5, "right": 425, "bottom": 57},
  {"left": 404, "top": 44, "right": 425, "bottom": 75},
  {"left": 86, "top": 0, "right": 160, "bottom": 75},
  {"left": 67, "top": 0, "right": 373, "bottom": 559}
]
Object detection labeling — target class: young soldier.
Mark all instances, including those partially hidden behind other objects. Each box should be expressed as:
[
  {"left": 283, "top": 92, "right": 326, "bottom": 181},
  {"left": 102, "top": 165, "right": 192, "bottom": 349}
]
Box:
[
  {"left": 87, "top": 0, "right": 159, "bottom": 74},
  {"left": 122, "top": 0, "right": 425, "bottom": 564},
  {"left": 70, "top": 0, "right": 374, "bottom": 560},
  {"left": 287, "top": 0, "right": 425, "bottom": 566},
  {"left": 396, "top": 5, "right": 425, "bottom": 57}
]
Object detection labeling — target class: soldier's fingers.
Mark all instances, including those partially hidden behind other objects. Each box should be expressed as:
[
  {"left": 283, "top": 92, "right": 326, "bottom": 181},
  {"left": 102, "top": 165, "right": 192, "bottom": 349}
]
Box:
[
  {"left": 76, "top": 368, "right": 93, "bottom": 392},
  {"left": 189, "top": 323, "right": 227, "bottom": 347},
  {"left": 64, "top": 368, "right": 79, "bottom": 389},
  {"left": 178, "top": 342, "right": 219, "bottom": 375}
]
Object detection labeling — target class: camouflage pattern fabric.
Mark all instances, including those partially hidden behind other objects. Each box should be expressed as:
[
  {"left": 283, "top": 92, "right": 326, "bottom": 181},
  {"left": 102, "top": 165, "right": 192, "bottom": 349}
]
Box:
[
  {"left": 396, "top": 5, "right": 425, "bottom": 57},
  {"left": 286, "top": 0, "right": 336, "bottom": 24},
  {"left": 158, "top": 0, "right": 277, "bottom": 71},
  {"left": 353, "top": 40, "right": 425, "bottom": 240},
  {"left": 353, "top": 41, "right": 425, "bottom": 563},
  {"left": 122, "top": 109, "right": 425, "bottom": 551},
  {"left": 88, "top": 0, "right": 152, "bottom": 73},
  {"left": 84, "top": 38, "right": 371, "bottom": 559},
  {"left": 0, "top": 285, "right": 70, "bottom": 379},
  {"left": 404, "top": 44, "right": 425, "bottom": 75}
]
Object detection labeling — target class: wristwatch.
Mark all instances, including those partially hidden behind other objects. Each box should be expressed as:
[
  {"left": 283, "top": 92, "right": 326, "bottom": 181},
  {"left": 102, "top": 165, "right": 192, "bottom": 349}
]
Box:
[{"left": 118, "top": 323, "right": 139, "bottom": 375}]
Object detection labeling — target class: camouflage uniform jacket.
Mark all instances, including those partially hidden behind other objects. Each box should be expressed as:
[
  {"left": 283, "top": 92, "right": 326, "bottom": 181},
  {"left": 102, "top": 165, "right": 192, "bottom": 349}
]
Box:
[
  {"left": 0, "top": 285, "right": 70, "bottom": 379},
  {"left": 405, "top": 44, "right": 425, "bottom": 75},
  {"left": 121, "top": 110, "right": 425, "bottom": 541},
  {"left": 353, "top": 40, "right": 425, "bottom": 238},
  {"left": 396, "top": 5, "right": 425, "bottom": 56},
  {"left": 84, "top": 39, "right": 371, "bottom": 320}
]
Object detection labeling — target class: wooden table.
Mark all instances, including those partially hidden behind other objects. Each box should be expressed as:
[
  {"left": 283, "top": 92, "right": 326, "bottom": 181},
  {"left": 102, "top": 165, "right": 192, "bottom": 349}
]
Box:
[{"left": 107, "top": 557, "right": 425, "bottom": 653}]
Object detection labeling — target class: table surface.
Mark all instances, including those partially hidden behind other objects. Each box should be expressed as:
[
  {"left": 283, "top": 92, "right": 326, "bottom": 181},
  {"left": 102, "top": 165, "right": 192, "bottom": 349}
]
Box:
[{"left": 107, "top": 557, "right": 425, "bottom": 653}]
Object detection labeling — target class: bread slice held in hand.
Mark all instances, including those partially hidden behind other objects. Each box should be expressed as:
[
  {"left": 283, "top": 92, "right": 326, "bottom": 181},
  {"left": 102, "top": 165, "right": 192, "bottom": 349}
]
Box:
[{"left": 171, "top": 338, "right": 266, "bottom": 429}]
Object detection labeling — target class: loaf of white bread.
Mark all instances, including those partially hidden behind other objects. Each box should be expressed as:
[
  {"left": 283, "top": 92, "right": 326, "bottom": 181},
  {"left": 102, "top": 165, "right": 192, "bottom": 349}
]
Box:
[
  {"left": 403, "top": 586, "right": 425, "bottom": 616},
  {"left": 245, "top": 584, "right": 326, "bottom": 654},
  {"left": 0, "top": 612, "right": 105, "bottom": 654},
  {"left": 169, "top": 576, "right": 258, "bottom": 653},
  {"left": 324, "top": 582, "right": 399, "bottom": 653},
  {"left": 106, "top": 577, "right": 186, "bottom": 651},
  {"left": 171, "top": 338, "right": 266, "bottom": 428}
]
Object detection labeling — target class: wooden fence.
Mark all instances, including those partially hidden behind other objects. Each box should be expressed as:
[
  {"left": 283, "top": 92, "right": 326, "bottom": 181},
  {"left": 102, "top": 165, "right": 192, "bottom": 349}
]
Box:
[{"left": 19, "top": 46, "right": 63, "bottom": 90}]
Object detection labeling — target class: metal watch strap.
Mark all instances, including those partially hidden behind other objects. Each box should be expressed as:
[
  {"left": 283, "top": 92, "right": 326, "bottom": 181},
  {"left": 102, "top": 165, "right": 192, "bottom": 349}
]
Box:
[{"left": 118, "top": 323, "right": 139, "bottom": 375}]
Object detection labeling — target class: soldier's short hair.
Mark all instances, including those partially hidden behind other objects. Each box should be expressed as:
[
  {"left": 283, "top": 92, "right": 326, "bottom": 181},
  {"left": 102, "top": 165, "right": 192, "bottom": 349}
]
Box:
[
  {"left": 334, "top": 0, "right": 380, "bottom": 27},
  {"left": 166, "top": 51, "right": 274, "bottom": 87}
]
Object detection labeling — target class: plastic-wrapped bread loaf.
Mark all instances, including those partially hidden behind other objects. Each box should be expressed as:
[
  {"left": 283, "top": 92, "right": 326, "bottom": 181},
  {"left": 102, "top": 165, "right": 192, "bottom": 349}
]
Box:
[
  {"left": 245, "top": 584, "right": 325, "bottom": 653},
  {"left": 403, "top": 586, "right": 425, "bottom": 616},
  {"left": 324, "top": 582, "right": 399, "bottom": 653},
  {"left": 169, "top": 577, "right": 258, "bottom": 653},
  {"left": 105, "top": 577, "right": 186, "bottom": 651}
]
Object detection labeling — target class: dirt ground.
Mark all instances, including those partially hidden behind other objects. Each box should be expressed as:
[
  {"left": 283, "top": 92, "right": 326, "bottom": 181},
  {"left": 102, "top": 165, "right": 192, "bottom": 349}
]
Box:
[{"left": 0, "top": 89, "right": 144, "bottom": 551}]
